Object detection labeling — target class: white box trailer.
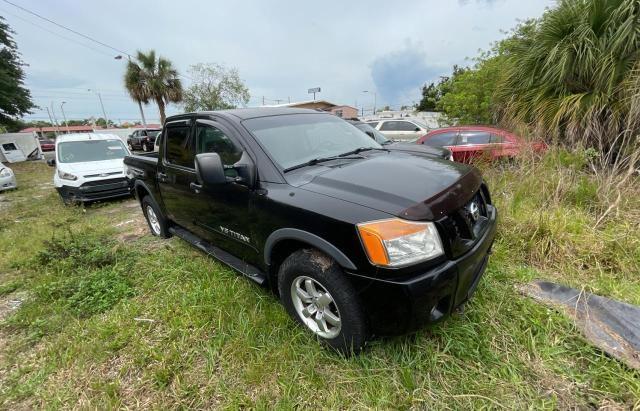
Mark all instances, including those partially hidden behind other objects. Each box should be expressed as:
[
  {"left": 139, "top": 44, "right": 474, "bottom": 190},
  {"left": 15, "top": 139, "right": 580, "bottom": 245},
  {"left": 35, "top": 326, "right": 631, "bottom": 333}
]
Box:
[{"left": 0, "top": 132, "right": 43, "bottom": 163}]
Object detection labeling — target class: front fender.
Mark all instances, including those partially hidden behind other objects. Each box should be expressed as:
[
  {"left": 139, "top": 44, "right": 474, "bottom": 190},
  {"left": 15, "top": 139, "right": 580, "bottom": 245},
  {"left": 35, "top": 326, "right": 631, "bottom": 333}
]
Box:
[{"left": 264, "top": 228, "right": 357, "bottom": 271}]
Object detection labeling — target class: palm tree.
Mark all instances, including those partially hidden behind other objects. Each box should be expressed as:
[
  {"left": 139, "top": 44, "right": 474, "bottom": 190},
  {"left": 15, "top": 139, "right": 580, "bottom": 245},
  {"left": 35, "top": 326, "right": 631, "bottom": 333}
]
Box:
[
  {"left": 124, "top": 50, "right": 183, "bottom": 125},
  {"left": 497, "top": 0, "right": 640, "bottom": 151}
]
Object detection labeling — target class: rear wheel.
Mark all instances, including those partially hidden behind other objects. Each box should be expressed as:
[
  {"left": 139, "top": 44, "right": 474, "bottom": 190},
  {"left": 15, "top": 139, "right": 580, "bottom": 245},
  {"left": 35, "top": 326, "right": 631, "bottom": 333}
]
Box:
[
  {"left": 141, "top": 196, "right": 170, "bottom": 238},
  {"left": 278, "top": 249, "right": 368, "bottom": 355}
]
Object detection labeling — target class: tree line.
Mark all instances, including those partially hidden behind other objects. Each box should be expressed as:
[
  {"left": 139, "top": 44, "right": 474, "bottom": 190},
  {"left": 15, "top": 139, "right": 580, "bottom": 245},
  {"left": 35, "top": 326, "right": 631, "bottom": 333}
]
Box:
[{"left": 417, "top": 0, "right": 639, "bottom": 152}]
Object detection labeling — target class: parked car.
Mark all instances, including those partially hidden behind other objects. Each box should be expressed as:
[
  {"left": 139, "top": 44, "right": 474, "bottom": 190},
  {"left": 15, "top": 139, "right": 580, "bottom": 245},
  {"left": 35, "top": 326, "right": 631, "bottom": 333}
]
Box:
[
  {"left": 39, "top": 139, "right": 55, "bottom": 152},
  {"left": 347, "top": 119, "right": 453, "bottom": 161},
  {"left": 124, "top": 108, "right": 497, "bottom": 354},
  {"left": 47, "top": 133, "right": 133, "bottom": 204},
  {"left": 367, "top": 119, "right": 429, "bottom": 141},
  {"left": 0, "top": 163, "right": 17, "bottom": 191},
  {"left": 127, "top": 128, "right": 162, "bottom": 152},
  {"left": 416, "top": 126, "right": 547, "bottom": 163}
]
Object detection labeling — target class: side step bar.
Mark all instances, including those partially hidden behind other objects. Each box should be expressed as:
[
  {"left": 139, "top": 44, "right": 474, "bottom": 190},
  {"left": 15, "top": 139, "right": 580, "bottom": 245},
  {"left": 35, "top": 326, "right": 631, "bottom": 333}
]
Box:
[{"left": 169, "top": 226, "right": 267, "bottom": 286}]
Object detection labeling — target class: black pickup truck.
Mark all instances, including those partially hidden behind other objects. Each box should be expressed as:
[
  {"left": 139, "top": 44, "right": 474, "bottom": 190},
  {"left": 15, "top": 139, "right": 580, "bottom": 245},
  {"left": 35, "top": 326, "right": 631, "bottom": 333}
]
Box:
[{"left": 124, "top": 108, "right": 497, "bottom": 353}]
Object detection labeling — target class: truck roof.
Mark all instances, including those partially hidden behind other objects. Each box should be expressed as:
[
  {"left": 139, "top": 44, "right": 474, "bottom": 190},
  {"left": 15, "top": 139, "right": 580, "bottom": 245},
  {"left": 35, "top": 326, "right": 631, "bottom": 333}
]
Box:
[
  {"left": 168, "top": 107, "right": 326, "bottom": 122},
  {"left": 55, "top": 133, "right": 124, "bottom": 144}
]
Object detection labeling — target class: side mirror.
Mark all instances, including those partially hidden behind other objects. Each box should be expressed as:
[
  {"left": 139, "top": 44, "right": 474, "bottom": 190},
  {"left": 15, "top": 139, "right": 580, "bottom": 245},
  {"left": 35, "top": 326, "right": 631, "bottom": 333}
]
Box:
[
  {"left": 234, "top": 152, "right": 256, "bottom": 187},
  {"left": 47, "top": 158, "right": 56, "bottom": 167},
  {"left": 195, "top": 153, "right": 227, "bottom": 185},
  {"left": 414, "top": 127, "right": 421, "bottom": 132}
]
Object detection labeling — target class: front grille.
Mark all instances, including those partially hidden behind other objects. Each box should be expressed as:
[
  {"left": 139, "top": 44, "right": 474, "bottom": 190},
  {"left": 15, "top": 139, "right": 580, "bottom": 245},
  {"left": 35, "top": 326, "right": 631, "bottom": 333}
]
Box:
[
  {"left": 438, "top": 184, "right": 492, "bottom": 258},
  {"left": 84, "top": 171, "right": 122, "bottom": 178},
  {"left": 82, "top": 177, "right": 127, "bottom": 187}
]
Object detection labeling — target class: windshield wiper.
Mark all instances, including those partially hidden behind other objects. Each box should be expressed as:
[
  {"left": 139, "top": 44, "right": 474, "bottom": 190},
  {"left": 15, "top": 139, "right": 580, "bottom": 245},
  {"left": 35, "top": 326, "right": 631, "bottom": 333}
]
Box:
[
  {"left": 283, "top": 147, "right": 388, "bottom": 173},
  {"left": 283, "top": 154, "right": 363, "bottom": 172}
]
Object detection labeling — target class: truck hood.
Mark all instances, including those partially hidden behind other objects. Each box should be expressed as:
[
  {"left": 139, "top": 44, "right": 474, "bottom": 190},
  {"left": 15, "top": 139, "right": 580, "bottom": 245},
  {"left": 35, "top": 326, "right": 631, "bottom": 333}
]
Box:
[
  {"left": 295, "top": 152, "right": 482, "bottom": 220},
  {"left": 58, "top": 159, "right": 125, "bottom": 177}
]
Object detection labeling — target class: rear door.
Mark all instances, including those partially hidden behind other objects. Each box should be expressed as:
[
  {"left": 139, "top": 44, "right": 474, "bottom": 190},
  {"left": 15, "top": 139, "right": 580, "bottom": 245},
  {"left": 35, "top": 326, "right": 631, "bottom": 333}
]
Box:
[
  {"left": 157, "top": 118, "right": 200, "bottom": 231},
  {"left": 455, "top": 130, "right": 492, "bottom": 162}
]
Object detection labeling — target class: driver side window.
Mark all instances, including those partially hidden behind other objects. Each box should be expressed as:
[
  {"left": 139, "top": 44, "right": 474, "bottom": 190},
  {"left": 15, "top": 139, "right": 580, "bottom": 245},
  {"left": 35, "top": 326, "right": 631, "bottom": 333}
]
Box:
[{"left": 195, "top": 124, "right": 242, "bottom": 177}]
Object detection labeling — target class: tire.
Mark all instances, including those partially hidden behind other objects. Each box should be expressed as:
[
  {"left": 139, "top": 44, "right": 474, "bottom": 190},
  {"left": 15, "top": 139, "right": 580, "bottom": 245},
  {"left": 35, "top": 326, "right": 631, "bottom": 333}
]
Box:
[
  {"left": 128, "top": 142, "right": 134, "bottom": 151},
  {"left": 142, "top": 142, "right": 150, "bottom": 152},
  {"left": 59, "top": 193, "right": 76, "bottom": 206},
  {"left": 278, "top": 249, "right": 368, "bottom": 355},
  {"left": 141, "top": 196, "right": 170, "bottom": 238}
]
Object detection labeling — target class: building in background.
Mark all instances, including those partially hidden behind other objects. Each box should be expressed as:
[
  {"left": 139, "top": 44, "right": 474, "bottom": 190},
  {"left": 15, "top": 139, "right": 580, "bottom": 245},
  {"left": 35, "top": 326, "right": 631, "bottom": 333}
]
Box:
[{"left": 264, "top": 100, "right": 358, "bottom": 119}]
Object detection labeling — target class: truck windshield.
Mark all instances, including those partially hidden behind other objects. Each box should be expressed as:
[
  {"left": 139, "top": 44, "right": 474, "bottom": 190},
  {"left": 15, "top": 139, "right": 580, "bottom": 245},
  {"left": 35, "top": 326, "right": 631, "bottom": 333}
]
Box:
[
  {"left": 244, "top": 114, "right": 382, "bottom": 170},
  {"left": 58, "top": 139, "right": 128, "bottom": 163}
]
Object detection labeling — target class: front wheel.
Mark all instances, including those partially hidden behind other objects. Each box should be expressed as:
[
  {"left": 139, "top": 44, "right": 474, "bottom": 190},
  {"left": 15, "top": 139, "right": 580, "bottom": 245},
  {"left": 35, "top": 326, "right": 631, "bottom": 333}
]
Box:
[
  {"left": 141, "top": 196, "right": 170, "bottom": 238},
  {"left": 142, "top": 142, "right": 150, "bottom": 152},
  {"left": 278, "top": 249, "right": 368, "bottom": 355}
]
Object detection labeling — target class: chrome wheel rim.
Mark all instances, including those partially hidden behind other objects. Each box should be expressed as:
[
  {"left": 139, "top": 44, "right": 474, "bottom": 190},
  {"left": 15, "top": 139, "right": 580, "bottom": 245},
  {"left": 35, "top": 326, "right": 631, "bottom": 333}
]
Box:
[
  {"left": 290, "top": 276, "right": 341, "bottom": 339},
  {"left": 146, "top": 205, "right": 161, "bottom": 235}
]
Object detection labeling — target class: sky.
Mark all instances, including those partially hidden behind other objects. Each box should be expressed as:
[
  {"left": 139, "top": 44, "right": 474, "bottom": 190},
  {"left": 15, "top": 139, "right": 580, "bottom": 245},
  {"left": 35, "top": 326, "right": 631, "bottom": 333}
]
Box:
[{"left": 1, "top": 0, "right": 553, "bottom": 124}]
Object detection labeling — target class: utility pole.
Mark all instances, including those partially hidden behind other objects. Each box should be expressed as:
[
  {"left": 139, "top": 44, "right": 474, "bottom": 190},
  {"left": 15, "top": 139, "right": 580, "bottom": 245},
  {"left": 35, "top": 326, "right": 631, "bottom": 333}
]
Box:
[
  {"left": 50, "top": 102, "right": 61, "bottom": 135},
  {"left": 60, "top": 101, "right": 69, "bottom": 132},
  {"left": 88, "top": 89, "right": 109, "bottom": 128},
  {"left": 45, "top": 107, "right": 58, "bottom": 137}
]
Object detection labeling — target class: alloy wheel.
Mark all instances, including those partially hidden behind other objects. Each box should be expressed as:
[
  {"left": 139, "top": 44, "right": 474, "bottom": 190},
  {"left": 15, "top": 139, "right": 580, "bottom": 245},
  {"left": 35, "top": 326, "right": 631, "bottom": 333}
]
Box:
[{"left": 290, "top": 276, "right": 342, "bottom": 339}]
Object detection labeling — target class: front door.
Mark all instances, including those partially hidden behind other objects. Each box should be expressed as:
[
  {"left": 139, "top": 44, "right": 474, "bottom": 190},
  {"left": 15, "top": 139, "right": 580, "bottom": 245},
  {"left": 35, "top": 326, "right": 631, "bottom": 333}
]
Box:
[
  {"left": 188, "top": 118, "right": 258, "bottom": 263},
  {"left": 0, "top": 142, "right": 26, "bottom": 163}
]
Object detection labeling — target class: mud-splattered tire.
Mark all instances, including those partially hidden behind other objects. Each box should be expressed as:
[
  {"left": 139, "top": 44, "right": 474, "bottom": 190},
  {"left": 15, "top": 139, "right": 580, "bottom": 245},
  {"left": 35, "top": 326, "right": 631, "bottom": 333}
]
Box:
[
  {"left": 278, "top": 249, "right": 368, "bottom": 355},
  {"left": 141, "top": 196, "right": 170, "bottom": 238}
]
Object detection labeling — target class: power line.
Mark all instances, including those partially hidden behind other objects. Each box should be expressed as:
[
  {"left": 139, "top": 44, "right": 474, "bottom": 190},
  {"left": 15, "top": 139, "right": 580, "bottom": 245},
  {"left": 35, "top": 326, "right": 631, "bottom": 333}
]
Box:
[
  {"left": 1, "top": 0, "right": 194, "bottom": 83},
  {"left": 1, "top": 0, "right": 130, "bottom": 57},
  {"left": 0, "top": 7, "right": 116, "bottom": 58}
]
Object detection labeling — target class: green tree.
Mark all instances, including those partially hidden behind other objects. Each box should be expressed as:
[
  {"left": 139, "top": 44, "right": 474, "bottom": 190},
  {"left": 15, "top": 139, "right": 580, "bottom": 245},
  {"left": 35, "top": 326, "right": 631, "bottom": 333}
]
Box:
[
  {"left": 124, "top": 50, "right": 183, "bottom": 125},
  {"left": 183, "top": 63, "right": 250, "bottom": 112},
  {"left": 496, "top": 0, "right": 640, "bottom": 148},
  {"left": 416, "top": 82, "right": 439, "bottom": 111},
  {"left": 0, "top": 17, "right": 34, "bottom": 128},
  {"left": 437, "top": 58, "right": 502, "bottom": 124}
]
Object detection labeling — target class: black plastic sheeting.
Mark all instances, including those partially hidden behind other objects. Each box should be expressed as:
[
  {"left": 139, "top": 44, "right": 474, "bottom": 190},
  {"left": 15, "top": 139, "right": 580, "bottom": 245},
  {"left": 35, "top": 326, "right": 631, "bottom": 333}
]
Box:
[{"left": 520, "top": 281, "right": 640, "bottom": 370}]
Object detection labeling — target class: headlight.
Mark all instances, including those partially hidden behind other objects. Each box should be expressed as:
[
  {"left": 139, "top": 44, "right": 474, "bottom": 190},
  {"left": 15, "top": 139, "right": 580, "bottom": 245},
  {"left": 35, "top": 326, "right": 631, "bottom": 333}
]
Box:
[
  {"left": 0, "top": 168, "right": 12, "bottom": 177},
  {"left": 57, "top": 169, "right": 78, "bottom": 181},
  {"left": 357, "top": 218, "right": 444, "bottom": 267}
]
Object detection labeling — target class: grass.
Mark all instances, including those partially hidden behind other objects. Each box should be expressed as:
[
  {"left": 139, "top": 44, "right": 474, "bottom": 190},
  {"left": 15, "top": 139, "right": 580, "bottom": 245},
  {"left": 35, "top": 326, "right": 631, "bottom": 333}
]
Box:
[{"left": 0, "top": 152, "right": 639, "bottom": 409}]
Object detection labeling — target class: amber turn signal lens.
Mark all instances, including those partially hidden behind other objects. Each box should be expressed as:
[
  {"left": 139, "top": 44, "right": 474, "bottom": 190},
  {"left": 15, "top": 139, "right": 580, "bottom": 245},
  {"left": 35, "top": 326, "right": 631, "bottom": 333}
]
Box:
[{"left": 357, "top": 218, "right": 444, "bottom": 267}]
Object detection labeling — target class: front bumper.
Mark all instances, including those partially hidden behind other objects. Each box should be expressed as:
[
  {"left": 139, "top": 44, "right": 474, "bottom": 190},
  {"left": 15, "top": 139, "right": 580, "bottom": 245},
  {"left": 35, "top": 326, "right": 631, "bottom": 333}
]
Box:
[
  {"left": 346, "top": 205, "right": 497, "bottom": 335},
  {"left": 0, "top": 175, "right": 17, "bottom": 191},
  {"left": 56, "top": 178, "right": 132, "bottom": 202}
]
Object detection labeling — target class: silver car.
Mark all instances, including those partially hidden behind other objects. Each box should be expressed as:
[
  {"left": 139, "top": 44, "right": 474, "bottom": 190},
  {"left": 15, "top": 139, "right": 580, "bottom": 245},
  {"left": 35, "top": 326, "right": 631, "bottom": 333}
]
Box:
[{"left": 0, "top": 163, "right": 17, "bottom": 191}]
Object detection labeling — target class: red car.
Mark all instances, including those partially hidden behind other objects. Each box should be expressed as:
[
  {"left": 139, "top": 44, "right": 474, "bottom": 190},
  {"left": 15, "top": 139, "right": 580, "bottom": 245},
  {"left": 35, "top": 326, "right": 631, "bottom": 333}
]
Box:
[
  {"left": 416, "top": 126, "right": 546, "bottom": 162},
  {"left": 39, "top": 139, "right": 55, "bottom": 152}
]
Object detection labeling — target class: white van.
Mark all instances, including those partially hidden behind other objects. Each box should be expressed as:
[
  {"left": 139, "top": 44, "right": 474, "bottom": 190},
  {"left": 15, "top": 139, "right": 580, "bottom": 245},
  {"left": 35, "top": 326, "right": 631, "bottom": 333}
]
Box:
[{"left": 47, "top": 133, "right": 132, "bottom": 204}]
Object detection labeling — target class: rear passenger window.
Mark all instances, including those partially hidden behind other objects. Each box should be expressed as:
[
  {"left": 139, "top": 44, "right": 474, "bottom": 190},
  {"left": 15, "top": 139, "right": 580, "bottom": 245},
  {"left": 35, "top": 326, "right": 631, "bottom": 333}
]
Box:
[
  {"left": 380, "top": 121, "right": 417, "bottom": 131},
  {"left": 165, "top": 125, "right": 194, "bottom": 168},
  {"left": 424, "top": 132, "right": 457, "bottom": 147},
  {"left": 459, "top": 131, "right": 491, "bottom": 145}
]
